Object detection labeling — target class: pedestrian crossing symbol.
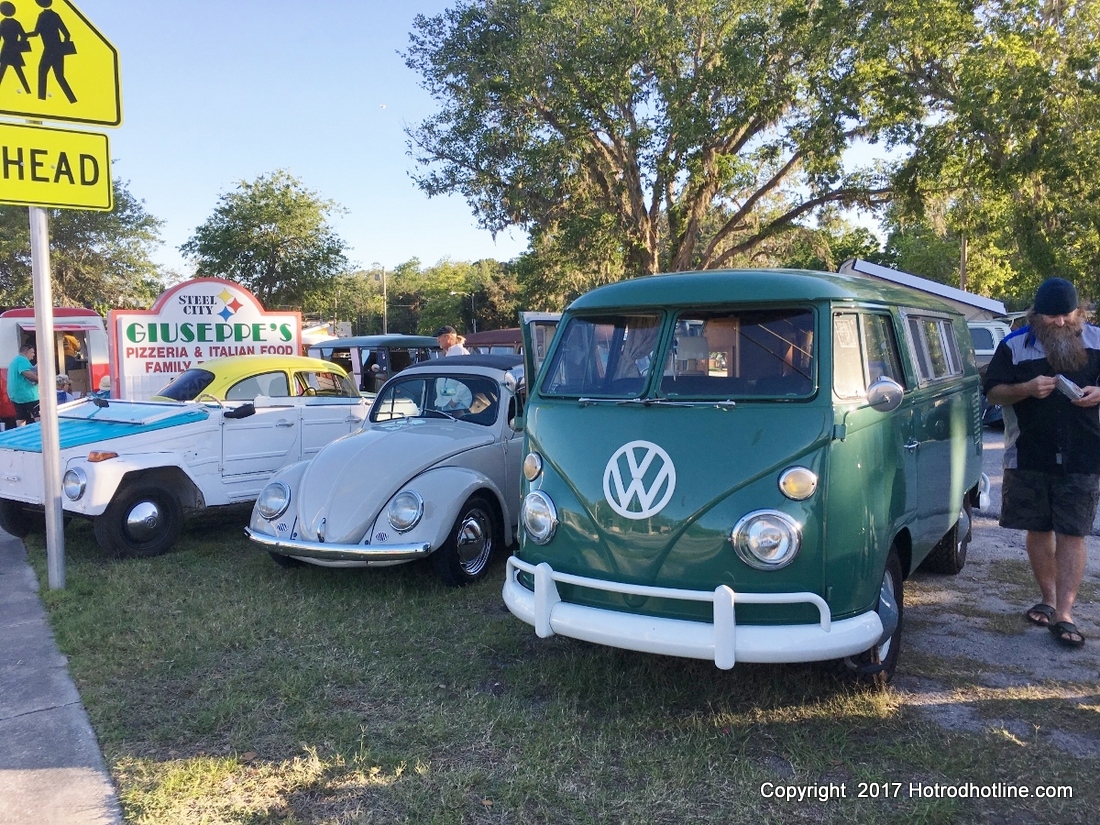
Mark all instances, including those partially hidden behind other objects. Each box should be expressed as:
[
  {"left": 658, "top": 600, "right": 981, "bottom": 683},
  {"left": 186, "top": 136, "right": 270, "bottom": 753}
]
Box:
[{"left": 0, "top": 0, "right": 120, "bottom": 126}]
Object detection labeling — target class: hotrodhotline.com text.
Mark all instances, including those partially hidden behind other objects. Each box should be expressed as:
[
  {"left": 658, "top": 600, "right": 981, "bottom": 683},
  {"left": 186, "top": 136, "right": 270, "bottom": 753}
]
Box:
[{"left": 760, "top": 781, "right": 1073, "bottom": 802}]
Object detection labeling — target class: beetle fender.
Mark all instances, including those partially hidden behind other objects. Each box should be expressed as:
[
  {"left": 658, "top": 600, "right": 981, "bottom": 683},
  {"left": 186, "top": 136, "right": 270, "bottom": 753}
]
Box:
[{"left": 375, "top": 465, "right": 514, "bottom": 551}]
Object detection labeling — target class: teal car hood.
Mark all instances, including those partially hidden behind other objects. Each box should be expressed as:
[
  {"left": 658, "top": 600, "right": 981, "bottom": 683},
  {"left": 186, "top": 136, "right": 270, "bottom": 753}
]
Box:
[{"left": 523, "top": 402, "right": 831, "bottom": 586}]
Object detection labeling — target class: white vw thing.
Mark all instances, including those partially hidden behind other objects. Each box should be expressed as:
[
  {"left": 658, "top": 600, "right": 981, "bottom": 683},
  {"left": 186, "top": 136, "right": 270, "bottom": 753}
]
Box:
[
  {"left": 246, "top": 355, "right": 526, "bottom": 586},
  {"left": 0, "top": 393, "right": 369, "bottom": 557}
]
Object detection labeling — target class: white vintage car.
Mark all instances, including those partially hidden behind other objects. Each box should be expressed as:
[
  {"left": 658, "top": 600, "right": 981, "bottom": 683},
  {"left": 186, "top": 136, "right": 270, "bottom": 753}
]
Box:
[
  {"left": 246, "top": 355, "right": 525, "bottom": 586},
  {"left": 0, "top": 392, "right": 370, "bottom": 556}
]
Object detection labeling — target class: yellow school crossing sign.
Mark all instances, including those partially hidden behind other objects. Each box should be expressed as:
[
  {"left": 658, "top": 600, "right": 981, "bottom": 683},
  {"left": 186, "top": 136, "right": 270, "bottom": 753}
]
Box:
[
  {"left": 0, "top": 0, "right": 117, "bottom": 209},
  {"left": 0, "top": 0, "right": 121, "bottom": 126}
]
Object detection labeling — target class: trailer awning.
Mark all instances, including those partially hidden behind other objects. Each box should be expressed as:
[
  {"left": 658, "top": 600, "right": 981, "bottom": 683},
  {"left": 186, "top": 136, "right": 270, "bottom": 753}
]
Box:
[{"left": 17, "top": 319, "right": 103, "bottom": 332}]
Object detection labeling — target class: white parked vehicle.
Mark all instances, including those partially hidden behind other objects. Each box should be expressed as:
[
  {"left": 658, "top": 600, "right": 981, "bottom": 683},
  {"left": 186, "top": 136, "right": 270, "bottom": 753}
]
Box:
[
  {"left": 246, "top": 355, "right": 525, "bottom": 586},
  {"left": 0, "top": 393, "right": 369, "bottom": 557}
]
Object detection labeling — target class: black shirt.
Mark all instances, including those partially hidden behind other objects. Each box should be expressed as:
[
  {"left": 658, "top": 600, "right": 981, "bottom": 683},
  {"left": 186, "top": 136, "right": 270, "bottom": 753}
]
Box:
[{"left": 983, "top": 324, "right": 1100, "bottom": 474}]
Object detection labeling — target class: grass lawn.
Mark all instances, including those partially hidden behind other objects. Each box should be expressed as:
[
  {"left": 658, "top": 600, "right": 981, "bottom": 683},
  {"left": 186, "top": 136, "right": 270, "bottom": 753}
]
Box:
[{"left": 26, "top": 512, "right": 1094, "bottom": 824}]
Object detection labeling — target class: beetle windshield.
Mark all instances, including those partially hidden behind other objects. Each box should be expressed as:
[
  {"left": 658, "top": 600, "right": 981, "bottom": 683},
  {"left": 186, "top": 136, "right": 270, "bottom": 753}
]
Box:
[
  {"left": 659, "top": 309, "right": 815, "bottom": 398},
  {"left": 538, "top": 314, "right": 662, "bottom": 398},
  {"left": 155, "top": 368, "right": 216, "bottom": 400},
  {"left": 370, "top": 374, "right": 502, "bottom": 426}
]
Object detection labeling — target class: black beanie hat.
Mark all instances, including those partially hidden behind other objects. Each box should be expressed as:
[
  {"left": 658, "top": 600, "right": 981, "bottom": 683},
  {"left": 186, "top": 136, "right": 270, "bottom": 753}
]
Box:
[{"left": 1033, "top": 277, "right": 1078, "bottom": 316}]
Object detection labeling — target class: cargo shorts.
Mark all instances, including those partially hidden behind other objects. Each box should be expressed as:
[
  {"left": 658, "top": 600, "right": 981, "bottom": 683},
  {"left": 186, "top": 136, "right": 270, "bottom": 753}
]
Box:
[{"left": 1000, "top": 469, "right": 1100, "bottom": 537}]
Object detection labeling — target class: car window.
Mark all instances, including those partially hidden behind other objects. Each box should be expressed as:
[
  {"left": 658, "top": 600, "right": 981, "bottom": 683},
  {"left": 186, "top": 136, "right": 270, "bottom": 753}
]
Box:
[
  {"left": 906, "top": 314, "right": 963, "bottom": 384},
  {"left": 660, "top": 309, "right": 814, "bottom": 398},
  {"left": 540, "top": 314, "right": 662, "bottom": 398},
  {"left": 294, "top": 370, "right": 359, "bottom": 398},
  {"left": 226, "top": 371, "right": 291, "bottom": 400},
  {"left": 969, "top": 327, "right": 995, "bottom": 351},
  {"left": 371, "top": 374, "right": 501, "bottom": 425},
  {"left": 833, "top": 312, "right": 907, "bottom": 400},
  {"left": 154, "top": 368, "right": 216, "bottom": 401}
]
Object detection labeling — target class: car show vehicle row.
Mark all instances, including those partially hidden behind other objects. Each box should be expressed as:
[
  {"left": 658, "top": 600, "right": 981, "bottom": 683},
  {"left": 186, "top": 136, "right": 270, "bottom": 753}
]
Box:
[{"left": 2, "top": 268, "right": 989, "bottom": 686}]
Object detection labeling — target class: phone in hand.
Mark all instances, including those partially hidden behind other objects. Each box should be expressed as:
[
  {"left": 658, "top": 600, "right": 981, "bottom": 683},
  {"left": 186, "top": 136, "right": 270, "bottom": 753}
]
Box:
[{"left": 1056, "top": 374, "right": 1085, "bottom": 400}]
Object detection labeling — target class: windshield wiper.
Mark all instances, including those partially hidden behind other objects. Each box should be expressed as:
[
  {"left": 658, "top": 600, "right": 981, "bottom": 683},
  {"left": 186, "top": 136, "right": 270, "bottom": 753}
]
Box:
[{"left": 578, "top": 397, "right": 735, "bottom": 408}]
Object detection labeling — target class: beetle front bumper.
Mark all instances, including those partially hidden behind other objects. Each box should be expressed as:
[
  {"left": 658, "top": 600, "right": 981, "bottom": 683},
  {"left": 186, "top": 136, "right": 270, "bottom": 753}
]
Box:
[
  {"left": 245, "top": 527, "right": 432, "bottom": 563},
  {"left": 502, "top": 556, "right": 883, "bottom": 670}
]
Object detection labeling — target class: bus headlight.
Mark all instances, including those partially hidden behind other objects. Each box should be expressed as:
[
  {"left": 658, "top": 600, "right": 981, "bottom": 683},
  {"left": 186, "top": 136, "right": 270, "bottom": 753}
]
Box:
[
  {"left": 521, "top": 490, "right": 558, "bottom": 544},
  {"left": 731, "top": 510, "right": 801, "bottom": 570}
]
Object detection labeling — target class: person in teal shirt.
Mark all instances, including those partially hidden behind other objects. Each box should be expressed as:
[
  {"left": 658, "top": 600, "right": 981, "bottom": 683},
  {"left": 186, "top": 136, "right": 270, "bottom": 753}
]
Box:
[{"left": 7, "top": 341, "right": 39, "bottom": 426}]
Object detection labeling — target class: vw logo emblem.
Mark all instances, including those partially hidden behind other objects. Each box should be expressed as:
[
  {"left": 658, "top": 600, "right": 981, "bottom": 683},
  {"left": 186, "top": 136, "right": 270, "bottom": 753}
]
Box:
[{"left": 603, "top": 440, "right": 676, "bottom": 520}]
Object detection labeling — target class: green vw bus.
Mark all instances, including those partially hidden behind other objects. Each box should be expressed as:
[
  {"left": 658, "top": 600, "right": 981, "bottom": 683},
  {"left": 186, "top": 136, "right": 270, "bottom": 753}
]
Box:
[{"left": 503, "top": 269, "right": 984, "bottom": 683}]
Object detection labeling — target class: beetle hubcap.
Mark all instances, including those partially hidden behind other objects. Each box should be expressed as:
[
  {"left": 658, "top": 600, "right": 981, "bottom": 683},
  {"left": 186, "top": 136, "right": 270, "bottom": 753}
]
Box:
[
  {"left": 125, "top": 501, "right": 162, "bottom": 542},
  {"left": 456, "top": 508, "right": 492, "bottom": 574}
]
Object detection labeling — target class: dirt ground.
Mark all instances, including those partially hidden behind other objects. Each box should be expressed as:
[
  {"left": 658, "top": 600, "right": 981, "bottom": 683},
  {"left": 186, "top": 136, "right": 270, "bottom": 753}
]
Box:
[{"left": 895, "top": 430, "right": 1100, "bottom": 756}]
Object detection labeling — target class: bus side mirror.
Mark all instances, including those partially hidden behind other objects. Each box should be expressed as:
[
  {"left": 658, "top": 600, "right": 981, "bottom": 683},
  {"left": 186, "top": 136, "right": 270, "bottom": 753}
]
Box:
[{"left": 867, "top": 377, "right": 904, "bottom": 413}]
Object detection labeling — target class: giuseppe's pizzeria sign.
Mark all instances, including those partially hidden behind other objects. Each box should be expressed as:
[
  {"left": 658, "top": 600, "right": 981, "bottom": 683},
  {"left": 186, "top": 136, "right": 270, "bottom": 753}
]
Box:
[{"left": 108, "top": 278, "right": 301, "bottom": 400}]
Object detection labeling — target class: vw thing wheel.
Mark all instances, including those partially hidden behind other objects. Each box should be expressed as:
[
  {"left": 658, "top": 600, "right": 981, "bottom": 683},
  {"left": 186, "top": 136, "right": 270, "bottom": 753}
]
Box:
[{"left": 94, "top": 483, "right": 184, "bottom": 558}]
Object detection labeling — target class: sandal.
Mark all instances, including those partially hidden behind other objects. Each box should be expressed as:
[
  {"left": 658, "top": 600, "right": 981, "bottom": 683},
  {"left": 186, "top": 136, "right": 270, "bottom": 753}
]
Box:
[
  {"left": 1025, "top": 603, "right": 1055, "bottom": 627},
  {"left": 1049, "top": 621, "right": 1085, "bottom": 648}
]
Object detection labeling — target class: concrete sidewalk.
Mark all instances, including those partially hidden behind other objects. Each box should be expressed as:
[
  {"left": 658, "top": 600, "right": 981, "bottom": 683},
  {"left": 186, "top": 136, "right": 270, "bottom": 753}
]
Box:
[{"left": 0, "top": 529, "right": 122, "bottom": 825}]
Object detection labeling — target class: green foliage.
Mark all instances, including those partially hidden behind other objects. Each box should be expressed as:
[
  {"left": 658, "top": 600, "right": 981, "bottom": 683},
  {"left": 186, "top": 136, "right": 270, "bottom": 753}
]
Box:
[
  {"left": 883, "top": 222, "right": 963, "bottom": 288},
  {"left": 776, "top": 216, "right": 887, "bottom": 273},
  {"left": 0, "top": 180, "right": 166, "bottom": 312},
  {"left": 180, "top": 170, "right": 349, "bottom": 310},
  {"left": 369, "top": 258, "right": 524, "bottom": 335},
  {"left": 405, "top": 0, "right": 902, "bottom": 278},
  {"left": 888, "top": 0, "right": 1100, "bottom": 301}
]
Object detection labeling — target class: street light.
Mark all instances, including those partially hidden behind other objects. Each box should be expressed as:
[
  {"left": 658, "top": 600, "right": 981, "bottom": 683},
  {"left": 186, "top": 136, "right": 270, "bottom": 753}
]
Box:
[
  {"left": 372, "top": 263, "right": 388, "bottom": 333},
  {"left": 450, "top": 290, "right": 477, "bottom": 333}
]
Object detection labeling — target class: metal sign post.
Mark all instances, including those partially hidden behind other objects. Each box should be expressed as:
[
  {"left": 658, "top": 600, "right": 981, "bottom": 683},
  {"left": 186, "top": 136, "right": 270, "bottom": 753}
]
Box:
[
  {"left": 29, "top": 206, "right": 65, "bottom": 589},
  {"left": 1, "top": 0, "right": 123, "bottom": 590}
]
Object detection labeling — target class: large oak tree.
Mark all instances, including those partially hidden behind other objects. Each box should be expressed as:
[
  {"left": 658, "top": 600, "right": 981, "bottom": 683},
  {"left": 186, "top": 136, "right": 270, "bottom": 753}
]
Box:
[{"left": 405, "top": 0, "right": 914, "bottom": 279}]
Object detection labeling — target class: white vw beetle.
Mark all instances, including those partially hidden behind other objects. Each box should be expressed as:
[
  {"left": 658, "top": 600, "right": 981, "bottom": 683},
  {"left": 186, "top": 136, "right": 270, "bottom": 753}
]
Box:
[{"left": 246, "top": 355, "right": 525, "bottom": 585}]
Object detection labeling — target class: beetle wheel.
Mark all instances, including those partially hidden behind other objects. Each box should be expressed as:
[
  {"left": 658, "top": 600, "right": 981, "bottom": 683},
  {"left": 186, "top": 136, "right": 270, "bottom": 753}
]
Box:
[
  {"left": 93, "top": 483, "right": 184, "bottom": 558},
  {"left": 433, "top": 495, "right": 497, "bottom": 586},
  {"left": 268, "top": 551, "right": 305, "bottom": 569}
]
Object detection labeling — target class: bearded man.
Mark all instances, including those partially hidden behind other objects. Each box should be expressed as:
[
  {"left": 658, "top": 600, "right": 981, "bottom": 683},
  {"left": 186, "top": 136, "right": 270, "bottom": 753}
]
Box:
[{"left": 985, "top": 277, "right": 1100, "bottom": 648}]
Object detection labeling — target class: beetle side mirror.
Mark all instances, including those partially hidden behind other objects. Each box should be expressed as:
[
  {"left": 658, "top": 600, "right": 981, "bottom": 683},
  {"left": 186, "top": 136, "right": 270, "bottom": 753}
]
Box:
[{"left": 866, "top": 377, "right": 904, "bottom": 413}]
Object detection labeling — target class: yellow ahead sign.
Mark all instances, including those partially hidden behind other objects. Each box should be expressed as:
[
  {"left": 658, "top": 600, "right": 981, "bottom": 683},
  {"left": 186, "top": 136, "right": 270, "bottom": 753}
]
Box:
[
  {"left": 0, "top": 0, "right": 121, "bottom": 126},
  {"left": 0, "top": 121, "right": 110, "bottom": 209}
]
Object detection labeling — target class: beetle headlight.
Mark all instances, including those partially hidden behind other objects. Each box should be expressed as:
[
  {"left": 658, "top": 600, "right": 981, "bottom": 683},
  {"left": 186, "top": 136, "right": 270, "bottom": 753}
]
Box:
[
  {"left": 523, "top": 452, "right": 543, "bottom": 481},
  {"left": 778, "top": 466, "right": 818, "bottom": 500},
  {"left": 256, "top": 482, "right": 291, "bottom": 520},
  {"left": 731, "top": 510, "right": 801, "bottom": 570},
  {"left": 62, "top": 468, "right": 87, "bottom": 501},
  {"left": 521, "top": 490, "right": 557, "bottom": 544},
  {"left": 387, "top": 490, "right": 424, "bottom": 532}
]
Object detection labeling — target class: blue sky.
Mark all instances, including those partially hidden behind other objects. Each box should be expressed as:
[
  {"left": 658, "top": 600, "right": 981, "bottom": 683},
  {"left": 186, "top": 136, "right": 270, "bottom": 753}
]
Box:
[{"left": 87, "top": 0, "right": 530, "bottom": 276}]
